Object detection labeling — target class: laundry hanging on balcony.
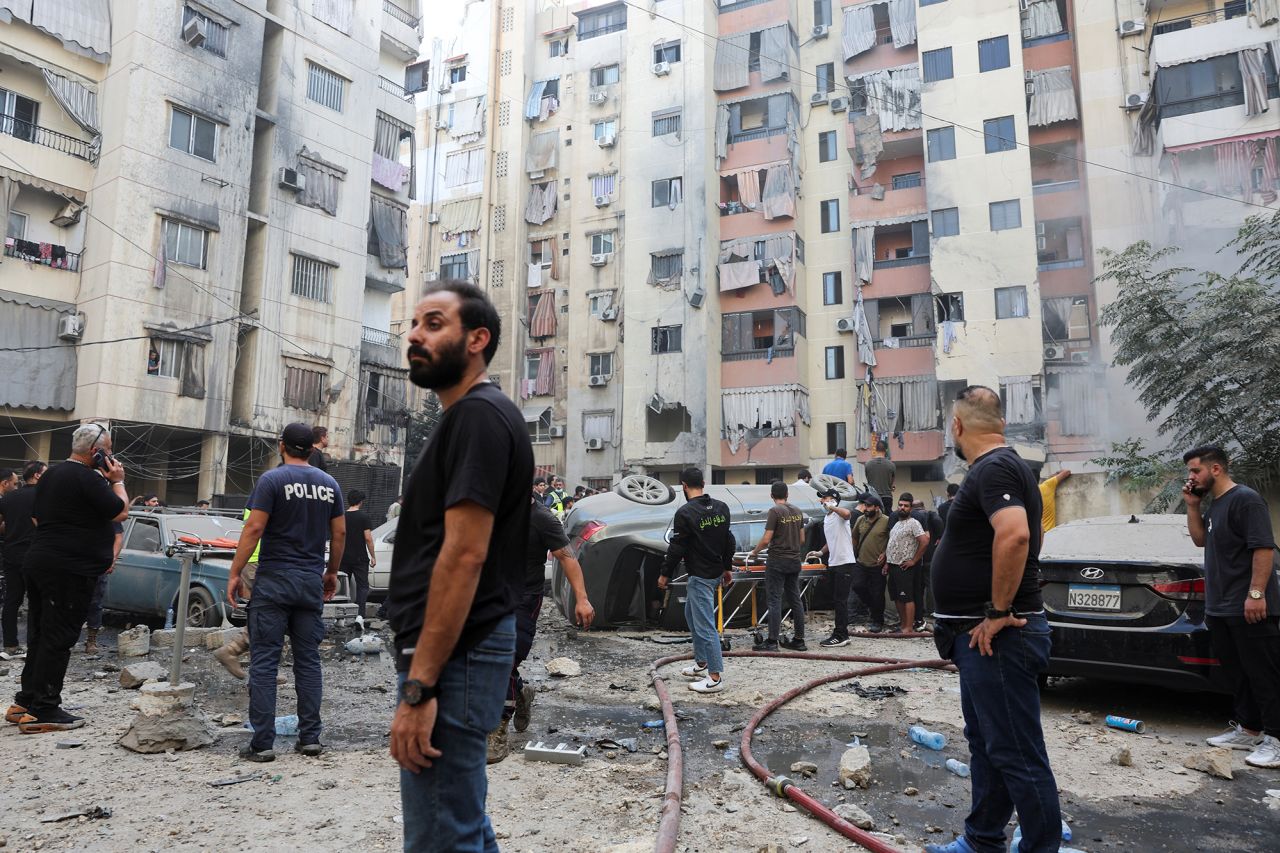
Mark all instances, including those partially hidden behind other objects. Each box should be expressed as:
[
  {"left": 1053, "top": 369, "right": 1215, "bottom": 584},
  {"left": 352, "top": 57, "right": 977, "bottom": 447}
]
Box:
[
  {"left": 529, "top": 291, "right": 557, "bottom": 339},
  {"left": 525, "top": 129, "right": 560, "bottom": 176},
  {"left": 850, "top": 114, "right": 884, "bottom": 180},
  {"left": 524, "top": 181, "right": 558, "bottom": 225},
  {"left": 850, "top": 65, "right": 922, "bottom": 132},
  {"left": 721, "top": 384, "right": 811, "bottom": 455},
  {"left": 760, "top": 163, "right": 796, "bottom": 220},
  {"left": 717, "top": 259, "right": 760, "bottom": 292},
  {"left": 1021, "top": 0, "right": 1064, "bottom": 39},
  {"left": 1028, "top": 67, "right": 1078, "bottom": 127}
]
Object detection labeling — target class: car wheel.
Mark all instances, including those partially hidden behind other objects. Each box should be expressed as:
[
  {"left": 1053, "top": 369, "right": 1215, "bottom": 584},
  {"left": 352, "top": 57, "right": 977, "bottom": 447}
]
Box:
[
  {"left": 615, "top": 475, "right": 674, "bottom": 505},
  {"left": 184, "top": 586, "right": 218, "bottom": 628},
  {"left": 812, "top": 474, "right": 858, "bottom": 500}
]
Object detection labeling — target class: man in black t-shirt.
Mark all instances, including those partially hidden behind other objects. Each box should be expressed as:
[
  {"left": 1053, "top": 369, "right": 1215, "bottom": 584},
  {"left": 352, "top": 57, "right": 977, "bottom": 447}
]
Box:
[
  {"left": 1183, "top": 445, "right": 1280, "bottom": 769},
  {"left": 9, "top": 425, "right": 130, "bottom": 734},
  {"left": 341, "top": 490, "right": 376, "bottom": 619},
  {"left": 307, "top": 425, "right": 329, "bottom": 471},
  {"left": 0, "top": 461, "right": 44, "bottom": 654},
  {"left": 386, "top": 282, "right": 534, "bottom": 851},
  {"left": 924, "top": 387, "right": 1059, "bottom": 853}
]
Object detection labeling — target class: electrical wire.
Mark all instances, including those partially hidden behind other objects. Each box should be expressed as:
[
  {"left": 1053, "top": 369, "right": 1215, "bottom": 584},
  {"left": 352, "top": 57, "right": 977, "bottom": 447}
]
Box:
[{"left": 0, "top": 316, "right": 242, "bottom": 353}]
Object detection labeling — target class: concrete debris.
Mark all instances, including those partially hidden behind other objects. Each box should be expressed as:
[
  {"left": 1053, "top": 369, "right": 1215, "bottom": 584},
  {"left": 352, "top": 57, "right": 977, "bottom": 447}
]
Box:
[
  {"left": 150, "top": 627, "right": 222, "bottom": 649},
  {"left": 203, "top": 628, "right": 243, "bottom": 650},
  {"left": 344, "top": 634, "right": 384, "bottom": 655},
  {"left": 40, "top": 806, "right": 111, "bottom": 823},
  {"left": 789, "top": 836, "right": 809, "bottom": 846},
  {"left": 119, "top": 661, "right": 168, "bottom": 689},
  {"left": 724, "top": 803, "right": 741, "bottom": 813},
  {"left": 1111, "top": 747, "right": 1133, "bottom": 767},
  {"left": 903, "top": 786, "right": 919, "bottom": 796},
  {"left": 1182, "top": 749, "right": 1234, "bottom": 780},
  {"left": 790, "top": 760, "right": 818, "bottom": 777},
  {"left": 838, "top": 745, "right": 873, "bottom": 790},
  {"left": 55, "top": 740, "right": 84, "bottom": 749},
  {"left": 545, "top": 657, "right": 581, "bottom": 677},
  {"left": 1070, "top": 711, "right": 1096, "bottom": 725},
  {"left": 116, "top": 625, "right": 151, "bottom": 657},
  {"left": 713, "top": 739, "right": 731, "bottom": 750},
  {"left": 118, "top": 708, "right": 215, "bottom": 754},
  {"left": 317, "top": 780, "right": 337, "bottom": 790},
  {"left": 757, "top": 846, "right": 785, "bottom": 853},
  {"left": 833, "top": 803, "right": 875, "bottom": 830},
  {"left": 522, "top": 741, "right": 586, "bottom": 765}
]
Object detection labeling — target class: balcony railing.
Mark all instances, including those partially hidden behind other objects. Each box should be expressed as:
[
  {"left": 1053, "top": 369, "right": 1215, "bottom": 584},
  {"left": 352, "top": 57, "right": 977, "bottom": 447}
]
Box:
[
  {"left": 0, "top": 116, "right": 95, "bottom": 161},
  {"left": 1032, "top": 179, "right": 1080, "bottom": 195},
  {"left": 873, "top": 255, "right": 930, "bottom": 270},
  {"left": 4, "top": 242, "right": 82, "bottom": 271},
  {"left": 728, "top": 125, "right": 789, "bottom": 145},
  {"left": 383, "top": 0, "right": 419, "bottom": 28},
  {"left": 378, "top": 76, "right": 410, "bottom": 99},
  {"left": 1150, "top": 6, "right": 1235, "bottom": 35},
  {"left": 362, "top": 325, "right": 401, "bottom": 347},
  {"left": 875, "top": 333, "right": 936, "bottom": 349},
  {"left": 722, "top": 347, "right": 795, "bottom": 362}
]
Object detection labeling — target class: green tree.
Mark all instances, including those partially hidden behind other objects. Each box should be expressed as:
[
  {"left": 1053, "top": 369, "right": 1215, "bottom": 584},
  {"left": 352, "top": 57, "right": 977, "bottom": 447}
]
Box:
[
  {"left": 1094, "top": 210, "right": 1280, "bottom": 508},
  {"left": 403, "top": 392, "right": 442, "bottom": 486}
]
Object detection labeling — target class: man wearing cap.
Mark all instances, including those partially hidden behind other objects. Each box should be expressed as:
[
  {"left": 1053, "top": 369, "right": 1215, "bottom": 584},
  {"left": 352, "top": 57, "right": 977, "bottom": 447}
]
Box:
[
  {"left": 228, "top": 422, "right": 346, "bottom": 762},
  {"left": 850, "top": 493, "right": 892, "bottom": 634},
  {"left": 815, "top": 488, "right": 856, "bottom": 647}
]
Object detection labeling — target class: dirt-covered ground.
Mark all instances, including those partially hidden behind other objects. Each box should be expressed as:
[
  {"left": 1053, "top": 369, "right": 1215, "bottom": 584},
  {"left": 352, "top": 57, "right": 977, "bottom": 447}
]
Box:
[{"left": 1, "top": 605, "right": 1278, "bottom": 852}]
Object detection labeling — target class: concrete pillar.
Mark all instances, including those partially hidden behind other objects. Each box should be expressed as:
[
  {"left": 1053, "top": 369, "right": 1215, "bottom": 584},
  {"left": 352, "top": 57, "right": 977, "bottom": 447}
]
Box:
[
  {"left": 28, "top": 428, "right": 53, "bottom": 463},
  {"left": 198, "top": 433, "right": 229, "bottom": 501}
]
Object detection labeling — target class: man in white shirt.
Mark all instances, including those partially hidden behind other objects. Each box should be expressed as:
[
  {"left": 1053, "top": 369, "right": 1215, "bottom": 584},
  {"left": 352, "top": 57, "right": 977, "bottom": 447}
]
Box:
[
  {"left": 814, "top": 488, "right": 857, "bottom": 648},
  {"left": 790, "top": 470, "right": 812, "bottom": 491}
]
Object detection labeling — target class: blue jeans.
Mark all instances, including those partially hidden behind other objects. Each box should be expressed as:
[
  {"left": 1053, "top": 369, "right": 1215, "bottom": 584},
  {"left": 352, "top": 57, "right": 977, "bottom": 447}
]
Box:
[
  {"left": 399, "top": 614, "right": 514, "bottom": 852},
  {"left": 684, "top": 575, "right": 723, "bottom": 674},
  {"left": 85, "top": 572, "right": 110, "bottom": 631},
  {"left": 247, "top": 569, "right": 325, "bottom": 752},
  {"left": 947, "top": 613, "right": 1061, "bottom": 853}
]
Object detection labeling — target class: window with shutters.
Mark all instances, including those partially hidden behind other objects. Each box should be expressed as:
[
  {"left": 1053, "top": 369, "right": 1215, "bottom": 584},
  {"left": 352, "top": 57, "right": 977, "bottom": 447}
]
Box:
[
  {"left": 307, "top": 62, "right": 346, "bottom": 111},
  {"left": 984, "top": 115, "right": 1016, "bottom": 153},
  {"left": 922, "top": 48, "right": 953, "bottom": 82},
  {"left": 284, "top": 365, "right": 328, "bottom": 411},
  {"left": 927, "top": 126, "right": 956, "bottom": 161},
  {"left": 932, "top": 207, "right": 959, "bottom": 237},
  {"left": 162, "top": 218, "right": 208, "bottom": 268},
  {"left": 978, "top": 36, "right": 1010, "bottom": 72},
  {"left": 169, "top": 107, "right": 217, "bottom": 161},
  {"left": 989, "top": 199, "right": 1021, "bottom": 231},
  {"left": 291, "top": 254, "right": 334, "bottom": 302},
  {"left": 652, "top": 109, "right": 681, "bottom": 136}
]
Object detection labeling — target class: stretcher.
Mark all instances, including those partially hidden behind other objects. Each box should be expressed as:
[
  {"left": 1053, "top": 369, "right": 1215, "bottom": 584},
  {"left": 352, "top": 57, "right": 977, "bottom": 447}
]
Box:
[{"left": 717, "top": 553, "right": 828, "bottom": 648}]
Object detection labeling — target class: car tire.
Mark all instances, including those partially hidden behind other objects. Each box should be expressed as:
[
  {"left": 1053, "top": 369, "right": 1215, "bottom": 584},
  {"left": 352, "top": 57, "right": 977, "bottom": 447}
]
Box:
[
  {"left": 183, "top": 586, "right": 218, "bottom": 628},
  {"left": 812, "top": 474, "right": 858, "bottom": 500},
  {"left": 615, "top": 475, "right": 674, "bottom": 505}
]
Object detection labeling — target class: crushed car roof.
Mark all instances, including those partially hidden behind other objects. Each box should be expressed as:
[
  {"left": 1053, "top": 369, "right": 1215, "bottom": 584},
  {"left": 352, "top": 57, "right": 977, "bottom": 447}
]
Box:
[{"left": 1041, "top": 514, "right": 1203, "bottom": 566}]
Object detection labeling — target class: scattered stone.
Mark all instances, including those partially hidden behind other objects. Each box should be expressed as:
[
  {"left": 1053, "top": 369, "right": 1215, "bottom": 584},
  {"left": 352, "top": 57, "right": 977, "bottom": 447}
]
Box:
[
  {"left": 1183, "top": 749, "right": 1233, "bottom": 779},
  {"left": 55, "top": 740, "right": 83, "bottom": 749},
  {"left": 118, "top": 708, "right": 215, "bottom": 754},
  {"left": 724, "top": 803, "right": 740, "bottom": 813},
  {"left": 713, "top": 739, "right": 730, "bottom": 750},
  {"left": 1070, "top": 711, "right": 1095, "bottom": 725},
  {"left": 832, "top": 803, "right": 875, "bottom": 830},
  {"left": 1111, "top": 748, "right": 1133, "bottom": 767},
  {"left": 119, "top": 662, "right": 168, "bottom": 689},
  {"left": 789, "top": 836, "right": 808, "bottom": 847},
  {"left": 926, "top": 825, "right": 943, "bottom": 833},
  {"left": 149, "top": 627, "right": 222, "bottom": 649},
  {"left": 903, "top": 786, "right": 919, "bottom": 796},
  {"left": 317, "top": 780, "right": 337, "bottom": 790},
  {"left": 838, "top": 745, "right": 872, "bottom": 790},
  {"left": 117, "top": 625, "right": 151, "bottom": 657},
  {"left": 781, "top": 804, "right": 797, "bottom": 813},
  {"left": 545, "top": 657, "right": 581, "bottom": 677},
  {"left": 790, "top": 760, "right": 818, "bottom": 777},
  {"left": 219, "top": 714, "right": 243, "bottom": 728},
  {"left": 1157, "top": 736, "right": 1173, "bottom": 745},
  {"left": 757, "top": 846, "right": 784, "bottom": 853}
]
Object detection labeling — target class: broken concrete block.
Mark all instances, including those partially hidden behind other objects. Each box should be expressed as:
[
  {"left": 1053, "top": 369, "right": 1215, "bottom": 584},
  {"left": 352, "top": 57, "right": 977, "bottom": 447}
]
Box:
[
  {"left": 150, "top": 627, "right": 222, "bottom": 650},
  {"left": 839, "top": 745, "right": 872, "bottom": 789},
  {"left": 118, "top": 708, "right": 214, "bottom": 754},
  {"left": 322, "top": 602, "right": 359, "bottom": 625},
  {"left": 1111, "top": 747, "right": 1133, "bottom": 767},
  {"left": 204, "top": 628, "right": 243, "bottom": 650},
  {"left": 713, "top": 739, "right": 731, "bottom": 750},
  {"left": 119, "top": 661, "right": 168, "bottom": 689},
  {"left": 833, "top": 803, "right": 875, "bottom": 830},
  {"left": 790, "top": 760, "right": 818, "bottom": 777},
  {"left": 1183, "top": 749, "right": 1233, "bottom": 779},
  {"left": 117, "top": 625, "right": 151, "bottom": 657},
  {"left": 545, "top": 657, "right": 581, "bottom": 677}
]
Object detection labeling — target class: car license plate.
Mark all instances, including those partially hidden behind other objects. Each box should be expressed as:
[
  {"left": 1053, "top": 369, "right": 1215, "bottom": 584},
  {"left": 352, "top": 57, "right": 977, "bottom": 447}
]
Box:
[{"left": 1067, "top": 584, "right": 1122, "bottom": 611}]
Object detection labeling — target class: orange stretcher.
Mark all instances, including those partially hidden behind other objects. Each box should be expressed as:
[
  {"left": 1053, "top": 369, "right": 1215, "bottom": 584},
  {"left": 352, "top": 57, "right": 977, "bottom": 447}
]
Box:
[{"left": 715, "top": 554, "right": 828, "bottom": 640}]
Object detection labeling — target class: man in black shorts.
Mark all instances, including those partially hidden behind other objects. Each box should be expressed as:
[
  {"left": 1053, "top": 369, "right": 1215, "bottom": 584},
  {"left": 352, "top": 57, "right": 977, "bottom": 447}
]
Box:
[{"left": 885, "top": 494, "right": 929, "bottom": 634}]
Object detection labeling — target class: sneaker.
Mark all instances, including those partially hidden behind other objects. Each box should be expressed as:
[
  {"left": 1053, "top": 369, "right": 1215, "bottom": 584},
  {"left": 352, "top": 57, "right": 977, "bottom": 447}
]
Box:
[
  {"left": 924, "top": 837, "right": 977, "bottom": 853},
  {"left": 5, "top": 703, "right": 31, "bottom": 725},
  {"left": 1, "top": 646, "right": 24, "bottom": 658},
  {"left": 680, "top": 663, "right": 708, "bottom": 679},
  {"left": 513, "top": 684, "right": 536, "bottom": 733},
  {"left": 913, "top": 620, "right": 932, "bottom": 634},
  {"left": 19, "top": 708, "right": 85, "bottom": 734},
  {"left": 487, "top": 718, "right": 510, "bottom": 764},
  {"left": 1206, "top": 722, "right": 1265, "bottom": 751},
  {"left": 689, "top": 676, "right": 724, "bottom": 694},
  {"left": 1245, "top": 734, "right": 1280, "bottom": 769},
  {"left": 294, "top": 742, "right": 323, "bottom": 757},
  {"left": 819, "top": 635, "right": 850, "bottom": 648},
  {"left": 239, "top": 745, "right": 276, "bottom": 763},
  {"left": 866, "top": 624, "right": 885, "bottom": 634},
  {"left": 779, "top": 638, "right": 808, "bottom": 652},
  {"left": 752, "top": 639, "right": 778, "bottom": 652}
]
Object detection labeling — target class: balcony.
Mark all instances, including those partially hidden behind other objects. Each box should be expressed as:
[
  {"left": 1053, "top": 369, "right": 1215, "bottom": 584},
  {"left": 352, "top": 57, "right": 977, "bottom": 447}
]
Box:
[
  {"left": 378, "top": 76, "right": 411, "bottom": 99},
  {"left": 1, "top": 117, "right": 95, "bottom": 162},
  {"left": 1150, "top": 4, "right": 1240, "bottom": 36},
  {"left": 361, "top": 326, "right": 404, "bottom": 369},
  {"left": 365, "top": 254, "right": 406, "bottom": 293},
  {"left": 873, "top": 255, "right": 929, "bottom": 270},
  {"left": 5, "top": 241, "right": 81, "bottom": 272},
  {"left": 381, "top": 0, "right": 421, "bottom": 61}
]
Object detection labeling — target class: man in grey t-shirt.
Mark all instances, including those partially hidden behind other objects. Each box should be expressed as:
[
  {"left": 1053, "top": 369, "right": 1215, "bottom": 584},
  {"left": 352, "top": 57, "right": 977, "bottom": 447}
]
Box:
[
  {"left": 748, "top": 482, "right": 807, "bottom": 652},
  {"left": 864, "top": 439, "right": 895, "bottom": 502}
]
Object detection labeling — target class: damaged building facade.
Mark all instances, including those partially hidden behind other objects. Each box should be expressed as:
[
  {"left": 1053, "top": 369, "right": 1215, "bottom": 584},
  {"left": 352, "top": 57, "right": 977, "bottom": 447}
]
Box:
[
  {"left": 0, "top": 0, "right": 422, "bottom": 505},
  {"left": 406, "top": 0, "right": 1276, "bottom": 500}
]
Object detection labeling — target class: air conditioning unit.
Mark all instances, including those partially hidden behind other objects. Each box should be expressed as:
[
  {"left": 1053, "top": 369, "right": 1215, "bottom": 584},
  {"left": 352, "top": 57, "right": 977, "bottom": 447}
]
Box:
[
  {"left": 278, "top": 167, "right": 306, "bottom": 192},
  {"left": 836, "top": 317, "right": 855, "bottom": 333},
  {"left": 51, "top": 200, "right": 83, "bottom": 227},
  {"left": 1070, "top": 350, "right": 1092, "bottom": 363},
  {"left": 810, "top": 92, "right": 829, "bottom": 106},
  {"left": 1037, "top": 235, "right": 1048, "bottom": 250},
  {"left": 426, "top": 270, "right": 440, "bottom": 281},
  {"left": 1043, "top": 344, "right": 1066, "bottom": 361},
  {"left": 812, "top": 24, "right": 829, "bottom": 39},
  {"left": 1123, "top": 92, "right": 1148, "bottom": 110},
  {"left": 548, "top": 426, "right": 566, "bottom": 438},
  {"left": 597, "top": 134, "right": 616, "bottom": 148},
  {"left": 435, "top": 118, "right": 450, "bottom": 130},
  {"left": 590, "top": 253, "right": 609, "bottom": 266},
  {"left": 182, "top": 15, "right": 207, "bottom": 47},
  {"left": 438, "top": 80, "right": 452, "bottom": 94},
  {"left": 600, "top": 307, "right": 618, "bottom": 321},
  {"left": 588, "top": 374, "right": 608, "bottom": 387},
  {"left": 1025, "top": 80, "right": 1036, "bottom": 95},
  {"left": 589, "top": 89, "right": 608, "bottom": 104},
  {"left": 58, "top": 313, "right": 83, "bottom": 341},
  {"left": 427, "top": 212, "right": 440, "bottom": 224},
  {"left": 585, "top": 437, "right": 605, "bottom": 451},
  {"left": 652, "top": 61, "right": 671, "bottom": 76},
  {"left": 688, "top": 289, "right": 705, "bottom": 309},
  {"left": 829, "top": 97, "right": 848, "bottom": 113},
  {"left": 1119, "top": 17, "right": 1145, "bottom": 36},
  {"left": 594, "top": 194, "right": 611, "bottom": 207}
]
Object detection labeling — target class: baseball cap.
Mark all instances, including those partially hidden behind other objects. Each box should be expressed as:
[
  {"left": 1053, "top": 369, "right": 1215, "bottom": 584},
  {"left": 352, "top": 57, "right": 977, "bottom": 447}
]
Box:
[
  {"left": 281, "top": 422, "right": 314, "bottom": 453},
  {"left": 816, "top": 488, "right": 841, "bottom": 501},
  {"left": 857, "top": 493, "right": 883, "bottom": 509}
]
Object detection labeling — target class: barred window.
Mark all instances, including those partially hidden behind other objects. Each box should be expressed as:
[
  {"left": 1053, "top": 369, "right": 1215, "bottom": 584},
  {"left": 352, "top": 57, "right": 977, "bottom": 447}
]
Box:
[
  {"left": 652, "top": 109, "right": 681, "bottom": 137},
  {"left": 182, "top": 6, "right": 228, "bottom": 57},
  {"left": 440, "top": 252, "right": 469, "bottom": 279},
  {"left": 284, "top": 365, "right": 328, "bottom": 411},
  {"left": 291, "top": 254, "right": 335, "bottom": 302},
  {"left": 307, "top": 62, "right": 346, "bottom": 111}
]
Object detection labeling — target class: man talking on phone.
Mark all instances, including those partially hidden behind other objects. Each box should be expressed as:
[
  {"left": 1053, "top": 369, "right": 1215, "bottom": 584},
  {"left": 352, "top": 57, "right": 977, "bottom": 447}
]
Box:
[{"left": 8, "top": 424, "right": 129, "bottom": 733}]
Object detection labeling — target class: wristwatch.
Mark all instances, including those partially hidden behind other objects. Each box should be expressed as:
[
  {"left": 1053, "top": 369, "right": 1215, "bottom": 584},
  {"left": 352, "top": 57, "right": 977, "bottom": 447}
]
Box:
[
  {"left": 1249, "top": 589, "right": 1265, "bottom": 601},
  {"left": 984, "top": 602, "right": 1014, "bottom": 620},
  {"left": 399, "top": 679, "right": 439, "bottom": 706}
]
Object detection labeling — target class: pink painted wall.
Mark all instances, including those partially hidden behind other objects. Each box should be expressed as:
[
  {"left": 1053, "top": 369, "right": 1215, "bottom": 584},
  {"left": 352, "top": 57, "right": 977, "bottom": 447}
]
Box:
[
  {"left": 858, "top": 258, "right": 930, "bottom": 299},
  {"left": 855, "top": 430, "right": 945, "bottom": 465}
]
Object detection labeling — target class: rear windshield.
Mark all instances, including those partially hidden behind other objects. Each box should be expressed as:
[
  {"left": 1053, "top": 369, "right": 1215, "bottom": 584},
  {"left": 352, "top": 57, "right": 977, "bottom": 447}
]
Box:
[{"left": 165, "top": 515, "right": 245, "bottom": 545}]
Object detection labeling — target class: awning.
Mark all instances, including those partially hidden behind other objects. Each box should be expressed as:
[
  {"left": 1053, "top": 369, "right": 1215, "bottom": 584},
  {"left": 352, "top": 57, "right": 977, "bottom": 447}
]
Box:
[
  {"left": 0, "top": 164, "right": 85, "bottom": 202},
  {"left": 1165, "top": 127, "right": 1280, "bottom": 154},
  {"left": 438, "top": 196, "right": 482, "bottom": 235},
  {"left": 522, "top": 405, "right": 550, "bottom": 423},
  {"left": 445, "top": 53, "right": 467, "bottom": 63},
  {"left": 0, "top": 290, "right": 77, "bottom": 411},
  {"left": 719, "top": 159, "right": 790, "bottom": 179},
  {"left": 0, "top": 38, "right": 97, "bottom": 85},
  {"left": 850, "top": 211, "right": 928, "bottom": 228},
  {"left": 1148, "top": 16, "right": 1274, "bottom": 71},
  {"left": 542, "top": 25, "right": 573, "bottom": 36}
]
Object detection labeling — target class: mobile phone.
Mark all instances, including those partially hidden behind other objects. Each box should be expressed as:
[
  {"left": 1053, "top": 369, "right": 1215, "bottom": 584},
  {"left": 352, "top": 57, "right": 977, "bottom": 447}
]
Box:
[
  {"left": 93, "top": 449, "right": 116, "bottom": 472},
  {"left": 1185, "top": 478, "right": 1205, "bottom": 497}
]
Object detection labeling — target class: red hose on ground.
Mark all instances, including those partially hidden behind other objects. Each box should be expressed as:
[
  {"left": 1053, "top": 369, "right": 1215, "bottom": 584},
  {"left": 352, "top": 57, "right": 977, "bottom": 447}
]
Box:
[{"left": 649, "top": 634, "right": 951, "bottom": 853}]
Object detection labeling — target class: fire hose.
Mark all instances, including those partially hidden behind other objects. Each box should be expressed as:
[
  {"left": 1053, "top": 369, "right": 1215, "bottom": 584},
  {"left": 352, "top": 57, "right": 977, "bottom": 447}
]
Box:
[{"left": 651, "top": 635, "right": 953, "bottom": 853}]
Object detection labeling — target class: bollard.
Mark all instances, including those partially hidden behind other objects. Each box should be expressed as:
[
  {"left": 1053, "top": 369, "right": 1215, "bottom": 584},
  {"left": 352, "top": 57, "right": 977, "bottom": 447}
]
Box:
[{"left": 168, "top": 551, "right": 194, "bottom": 687}]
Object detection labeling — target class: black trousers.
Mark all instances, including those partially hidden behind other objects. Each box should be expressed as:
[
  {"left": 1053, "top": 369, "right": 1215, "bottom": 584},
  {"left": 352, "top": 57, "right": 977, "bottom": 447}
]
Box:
[
  {"left": 828, "top": 564, "right": 854, "bottom": 640},
  {"left": 505, "top": 591, "right": 544, "bottom": 715},
  {"left": 1207, "top": 614, "right": 1280, "bottom": 738},
  {"left": 345, "top": 563, "right": 370, "bottom": 616},
  {"left": 16, "top": 564, "right": 98, "bottom": 714},
  {"left": 2, "top": 547, "right": 29, "bottom": 647},
  {"left": 850, "top": 563, "right": 887, "bottom": 628}
]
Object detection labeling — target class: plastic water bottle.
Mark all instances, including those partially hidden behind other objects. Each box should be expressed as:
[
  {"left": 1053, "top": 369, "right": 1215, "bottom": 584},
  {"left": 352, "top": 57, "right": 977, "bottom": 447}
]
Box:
[
  {"left": 1011, "top": 820, "right": 1072, "bottom": 848},
  {"left": 909, "top": 725, "right": 946, "bottom": 750},
  {"left": 164, "top": 607, "right": 175, "bottom": 629},
  {"left": 945, "top": 758, "right": 970, "bottom": 777}
]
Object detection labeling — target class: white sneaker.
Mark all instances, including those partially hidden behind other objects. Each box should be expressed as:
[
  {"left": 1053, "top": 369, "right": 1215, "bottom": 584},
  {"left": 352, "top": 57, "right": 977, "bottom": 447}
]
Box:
[
  {"left": 689, "top": 676, "right": 724, "bottom": 693},
  {"left": 1245, "top": 734, "right": 1280, "bottom": 768},
  {"left": 1207, "top": 722, "right": 1265, "bottom": 751},
  {"left": 680, "top": 663, "right": 707, "bottom": 679}
]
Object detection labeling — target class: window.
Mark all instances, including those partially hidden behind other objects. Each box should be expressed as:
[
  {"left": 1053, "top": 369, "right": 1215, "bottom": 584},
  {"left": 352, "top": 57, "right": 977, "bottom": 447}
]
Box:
[
  {"left": 755, "top": 468, "right": 784, "bottom": 486},
  {"left": 816, "top": 62, "right": 835, "bottom": 94},
  {"left": 6, "top": 210, "right": 27, "bottom": 239},
  {"left": 995, "top": 285, "right": 1029, "bottom": 319},
  {"left": 1042, "top": 295, "right": 1090, "bottom": 342},
  {"left": 937, "top": 293, "right": 965, "bottom": 322},
  {"left": 822, "top": 271, "right": 842, "bottom": 305},
  {"left": 931, "top": 207, "right": 959, "bottom": 237},
  {"left": 162, "top": 218, "right": 208, "bottom": 268},
  {"left": 653, "top": 109, "right": 681, "bottom": 136},
  {"left": 593, "top": 119, "right": 617, "bottom": 142},
  {"left": 722, "top": 308, "right": 805, "bottom": 355},
  {"left": 590, "top": 64, "right": 620, "bottom": 87},
  {"left": 1036, "top": 217, "right": 1085, "bottom": 267},
  {"left": 127, "top": 518, "right": 161, "bottom": 552},
  {"left": 891, "top": 172, "right": 921, "bottom": 189},
  {"left": 652, "top": 177, "right": 682, "bottom": 208},
  {"left": 577, "top": 3, "right": 626, "bottom": 40},
  {"left": 927, "top": 126, "right": 956, "bottom": 162},
  {"left": 405, "top": 60, "right": 430, "bottom": 93},
  {"left": 169, "top": 107, "right": 217, "bottom": 161},
  {"left": 527, "top": 407, "right": 552, "bottom": 443},
  {"left": 291, "top": 254, "right": 334, "bottom": 302},
  {"left": 825, "top": 346, "right": 845, "bottom": 380},
  {"left": 1225, "top": 0, "right": 1247, "bottom": 18},
  {"left": 978, "top": 36, "right": 1009, "bottom": 72},
  {"left": 818, "top": 130, "right": 838, "bottom": 162},
  {"left": 814, "top": 0, "right": 832, "bottom": 27},
  {"left": 549, "top": 37, "right": 568, "bottom": 58},
  {"left": 650, "top": 252, "right": 683, "bottom": 281},
  {"left": 989, "top": 199, "right": 1021, "bottom": 231},
  {"left": 588, "top": 290, "right": 615, "bottom": 317},
  {"left": 284, "top": 364, "right": 328, "bottom": 411},
  {"left": 448, "top": 64, "right": 467, "bottom": 84},
  {"left": 589, "top": 352, "right": 613, "bottom": 377},
  {"left": 826, "top": 421, "right": 847, "bottom": 455},
  {"left": 0, "top": 87, "right": 38, "bottom": 142},
  {"left": 983, "top": 115, "right": 1016, "bottom": 153},
  {"left": 820, "top": 198, "right": 839, "bottom": 233},
  {"left": 922, "top": 48, "right": 953, "bottom": 83},
  {"left": 306, "top": 62, "right": 346, "bottom": 111},
  {"left": 654, "top": 41, "right": 681, "bottom": 64},
  {"left": 440, "top": 252, "right": 469, "bottom": 279},
  {"left": 529, "top": 238, "right": 555, "bottom": 271},
  {"left": 652, "top": 325, "right": 682, "bottom": 354},
  {"left": 182, "top": 6, "right": 228, "bottom": 57},
  {"left": 748, "top": 31, "right": 762, "bottom": 72},
  {"left": 585, "top": 477, "right": 612, "bottom": 491},
  {"left": 1154, "top": 54, "right": 1279, "bottom": 120},
  {"left": 919, "top": 0, "right": 946, "bottom": 5},
  {"left": 591, "top": 232, "right": 615, "bottom": 255},
  {"left": 148, "top": 338, "right": 183, "bottom": 379}
]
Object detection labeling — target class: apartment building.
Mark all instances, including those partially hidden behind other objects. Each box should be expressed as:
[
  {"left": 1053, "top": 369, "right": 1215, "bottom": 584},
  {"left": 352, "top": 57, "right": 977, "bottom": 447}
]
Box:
[{"left": 0, "top": 0, "right": 422, "bottom": 505}]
